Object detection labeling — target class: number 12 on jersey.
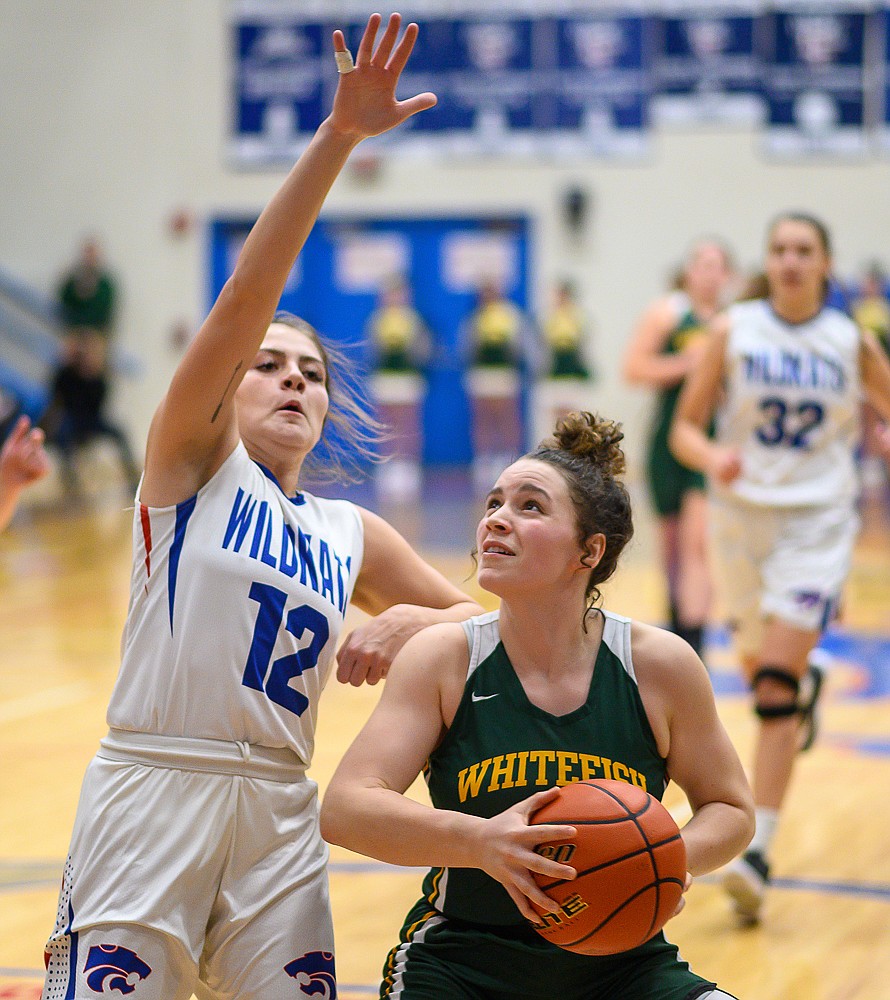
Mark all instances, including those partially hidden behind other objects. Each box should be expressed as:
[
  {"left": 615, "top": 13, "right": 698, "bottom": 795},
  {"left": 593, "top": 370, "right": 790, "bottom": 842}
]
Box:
[{"left": 241, "top": 581, "right": 329, "bottom": 716}]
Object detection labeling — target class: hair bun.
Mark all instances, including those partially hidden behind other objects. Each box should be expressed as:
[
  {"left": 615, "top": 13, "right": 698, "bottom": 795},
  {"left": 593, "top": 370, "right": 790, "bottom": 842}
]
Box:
[{"left": 550, "top": 411, "right": 626, "bottom": 477}]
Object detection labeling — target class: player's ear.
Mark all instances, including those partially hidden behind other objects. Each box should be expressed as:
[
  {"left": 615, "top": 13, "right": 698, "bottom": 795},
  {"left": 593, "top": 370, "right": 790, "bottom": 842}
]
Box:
[{"left": 579, "top": 533, "right": 606, "bottom": 572}]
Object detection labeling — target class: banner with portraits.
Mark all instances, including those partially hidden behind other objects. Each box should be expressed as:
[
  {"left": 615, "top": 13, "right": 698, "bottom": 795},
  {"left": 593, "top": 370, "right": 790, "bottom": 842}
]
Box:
[
  {"left": 228, "top": 1, "right": 890, "bottom": 165},
  {"left": 761, "top": 2, "right": 870, "bottom": 157},
  {"left": 652, "top": 1, "right": 764, "bottom": 125}
]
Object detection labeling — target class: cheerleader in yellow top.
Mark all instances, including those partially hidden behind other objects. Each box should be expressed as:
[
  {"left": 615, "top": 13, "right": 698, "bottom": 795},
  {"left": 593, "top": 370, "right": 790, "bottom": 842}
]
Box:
[
  {"left": 366, "top": 276, "right": 431, "bottom": 498},
  {"left": 465, "top": 280, "right": 529, "bottom": 487}
]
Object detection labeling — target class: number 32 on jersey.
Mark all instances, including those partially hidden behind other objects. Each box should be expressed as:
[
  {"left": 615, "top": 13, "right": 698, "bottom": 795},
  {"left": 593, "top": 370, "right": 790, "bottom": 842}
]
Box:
[{"left": 756, "top": 396, "right": 825, "bottom": 450}]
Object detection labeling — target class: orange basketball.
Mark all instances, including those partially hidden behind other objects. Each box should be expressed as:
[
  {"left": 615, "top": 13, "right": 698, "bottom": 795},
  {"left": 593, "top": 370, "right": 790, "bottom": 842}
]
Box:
[{"left": 529, "top": 779, "right": 686, "bottom": 955}]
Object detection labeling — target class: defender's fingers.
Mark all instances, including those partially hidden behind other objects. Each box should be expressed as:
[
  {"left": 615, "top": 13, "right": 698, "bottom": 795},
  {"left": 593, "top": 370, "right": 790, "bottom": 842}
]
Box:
[
  {"left": 355, "top": 12, "right": 383, "bottom": 65},
  {"left": 395, "top": 93, "right": 437, "bottom": 119},
  {"left": 387, "top": 20, "right": 419, "bottom": 75},
  {"left": 371, "top": 12, "right": 401, "bottom": 66}
]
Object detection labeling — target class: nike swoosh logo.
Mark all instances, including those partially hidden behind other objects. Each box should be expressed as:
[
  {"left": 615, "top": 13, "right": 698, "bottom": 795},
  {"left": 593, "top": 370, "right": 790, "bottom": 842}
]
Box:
[{"left": 471, "top": 692, "right": 499, "bottom": 702}]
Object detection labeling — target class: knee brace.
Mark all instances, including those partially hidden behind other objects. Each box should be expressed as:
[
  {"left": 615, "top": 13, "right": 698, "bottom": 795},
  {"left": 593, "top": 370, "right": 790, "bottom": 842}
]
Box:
[{"left": 751, "top": 666, "right": 800, "bottom": 721}]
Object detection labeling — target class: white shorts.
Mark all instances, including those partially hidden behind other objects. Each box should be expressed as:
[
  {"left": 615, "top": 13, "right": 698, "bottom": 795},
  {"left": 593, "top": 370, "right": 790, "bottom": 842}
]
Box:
[
  {"left": 43, "top": 731, "right": 335, "bottom": 1000},
  {"left": 710, "top": 496, "right": 858, "bottom": 657}
]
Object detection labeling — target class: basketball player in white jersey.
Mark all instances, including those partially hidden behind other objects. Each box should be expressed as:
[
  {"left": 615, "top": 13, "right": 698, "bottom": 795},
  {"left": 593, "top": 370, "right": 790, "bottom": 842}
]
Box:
[
  {"left": 41, "top": 16, "right": 481, "bottom": 1000},
  {"left": 671, "top": 213, "right": 890, "bottom": 924}
]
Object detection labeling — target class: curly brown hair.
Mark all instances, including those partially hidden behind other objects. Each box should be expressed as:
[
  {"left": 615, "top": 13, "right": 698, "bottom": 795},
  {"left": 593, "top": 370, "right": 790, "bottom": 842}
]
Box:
[{"left": 530, "top": 411, "right": 634, "bottom": 622}]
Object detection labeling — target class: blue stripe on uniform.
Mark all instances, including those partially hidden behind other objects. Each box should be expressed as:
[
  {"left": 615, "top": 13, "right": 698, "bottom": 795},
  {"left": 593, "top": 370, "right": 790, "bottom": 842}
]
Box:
[
  {"left": 65, "top": 900, "right": 78, "bottom": 1000},
  {"left": 168, "top": 494, "right": 197, "bottom": 632}
]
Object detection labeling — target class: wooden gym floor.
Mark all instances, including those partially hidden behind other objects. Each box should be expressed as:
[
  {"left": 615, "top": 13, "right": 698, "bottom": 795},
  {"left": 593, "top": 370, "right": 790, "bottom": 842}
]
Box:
[{"left": 1, "top": 465, "right": 889, "bottom": 1000}]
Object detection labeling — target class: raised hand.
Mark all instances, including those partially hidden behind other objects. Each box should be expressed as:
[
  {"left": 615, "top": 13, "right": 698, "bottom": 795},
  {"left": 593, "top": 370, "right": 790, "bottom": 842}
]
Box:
[
  {"left": 328, "top": 13, "right": 437, "bottom": 141},
  {"left": 0, "top": 415, "right": 49, "bottom": 490}
]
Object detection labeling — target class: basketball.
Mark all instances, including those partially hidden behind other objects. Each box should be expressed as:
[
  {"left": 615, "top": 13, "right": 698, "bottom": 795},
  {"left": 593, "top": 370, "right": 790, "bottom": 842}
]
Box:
[{"left": 529, "top": 779, "right": 687, "bottom": 956}]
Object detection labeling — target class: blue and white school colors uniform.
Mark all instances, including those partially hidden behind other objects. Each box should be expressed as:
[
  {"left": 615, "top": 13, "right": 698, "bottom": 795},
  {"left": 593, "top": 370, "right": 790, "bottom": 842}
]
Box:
[
  {"left": 710, "top": 299, "right": 862, "bottom": 653},
  {"left": 43, "top": 442, "right": 363, "bottom": 1000}
]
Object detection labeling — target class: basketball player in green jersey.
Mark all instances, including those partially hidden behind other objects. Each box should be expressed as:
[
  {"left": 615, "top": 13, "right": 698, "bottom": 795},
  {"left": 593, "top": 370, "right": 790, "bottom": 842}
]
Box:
[
  {"left": 322, "top": 412, "right": 753, "bottom": 1000},
  {"left": 624, "top": 242, "right": 736, "bottom": 658}
]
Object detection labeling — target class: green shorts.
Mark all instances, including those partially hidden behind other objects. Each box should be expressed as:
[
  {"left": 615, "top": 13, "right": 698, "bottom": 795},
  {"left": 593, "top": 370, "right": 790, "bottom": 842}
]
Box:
[
  {"left": 380, "top": 898, "right": 720, "bottom": 1000},
  {"left": 646, "top": 420, "right": 706, "bottom": 518}
]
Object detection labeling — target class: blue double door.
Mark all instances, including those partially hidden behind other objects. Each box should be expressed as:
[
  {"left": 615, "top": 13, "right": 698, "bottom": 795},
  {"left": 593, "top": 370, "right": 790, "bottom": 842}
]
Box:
[{"left": 209, "top": 215, "right": 530, "bottom": 466}]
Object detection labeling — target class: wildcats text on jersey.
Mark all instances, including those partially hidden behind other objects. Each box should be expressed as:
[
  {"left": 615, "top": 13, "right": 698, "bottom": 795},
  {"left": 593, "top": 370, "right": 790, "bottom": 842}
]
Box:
[
  {"left": 456, "top": 751, "right": 648, "bottom": 803},
  {"left": 222, "top": 487, "right": 354, "bottom": 615},
  {"left": 742, "top": 348, "right": 845, "bottom": 391}
]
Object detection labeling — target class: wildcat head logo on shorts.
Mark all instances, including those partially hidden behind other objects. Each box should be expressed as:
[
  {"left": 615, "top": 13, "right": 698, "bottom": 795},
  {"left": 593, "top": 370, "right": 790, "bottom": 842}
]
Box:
[
  {"left": 794, "top": 590, "right": 824, "bottom": 609},
  {"left": 284, "top": 950, "right": 336, "bottom": 998},
  {"left": 84, "top": 943, "right": 152, "bottom": 995}
]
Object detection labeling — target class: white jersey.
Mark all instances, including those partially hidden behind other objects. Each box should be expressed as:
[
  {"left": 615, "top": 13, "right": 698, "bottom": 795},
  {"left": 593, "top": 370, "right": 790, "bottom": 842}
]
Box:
[
  {"left": 716, "top": 299, "right": 862, "bottom": 506},
  {"left": 107, "top": 442, "right": 364, "bottom": 764}
]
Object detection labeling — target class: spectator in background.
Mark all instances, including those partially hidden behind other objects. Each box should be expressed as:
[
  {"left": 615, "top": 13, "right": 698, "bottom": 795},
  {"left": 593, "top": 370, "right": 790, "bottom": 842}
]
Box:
[
  {"left": 542, "top": 278, "right": 593, "bottom": 380},
  {"left": 367, "top": 274, "right": 431, "bottom": 374},
  {"left": 852, "top": 262, "right": 890, "bottom": 358},
  {"left": 58, "top": 236, "right": 117, "bottom": 364},
  {"left": 366, "top": 275, "right": 432, "bottom": 499},
  {"left": 0, "top": 415, "right": 49, "bottom": 531},
  {"left": 41, "top": 331, "right": 140, "bottom": 495},
  {"left": 464, "top": 278, "right": 533, "bottom": 489}
]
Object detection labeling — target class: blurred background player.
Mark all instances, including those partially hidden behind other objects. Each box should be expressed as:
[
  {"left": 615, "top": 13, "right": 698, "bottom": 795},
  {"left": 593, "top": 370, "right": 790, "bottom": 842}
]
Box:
[
  {"left": 671, "top": 212, "right": 890, "bottom": 924},
  {"left": 623, "top": 239, "right": 736, "bottom": 659}
]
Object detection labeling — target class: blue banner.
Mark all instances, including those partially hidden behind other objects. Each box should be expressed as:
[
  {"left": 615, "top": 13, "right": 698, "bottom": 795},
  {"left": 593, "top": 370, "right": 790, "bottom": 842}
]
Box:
[
  {"left": 228, "top": 3, "right": 651, "bottom": 162},
  {"left": 761, "top": 4, "right": 869, "bottom": 157},
  {"left": 652, "top": 3, "right": 763, "bottom": 125},
  {"left": 550, "top": 11, "right": 652, "bottom": 158},
  {"left": 882, "top": 6, "right": 890, "bottom": 152},
  {"left": 228, "top": 1, "right": 887, "bottom": 164}
]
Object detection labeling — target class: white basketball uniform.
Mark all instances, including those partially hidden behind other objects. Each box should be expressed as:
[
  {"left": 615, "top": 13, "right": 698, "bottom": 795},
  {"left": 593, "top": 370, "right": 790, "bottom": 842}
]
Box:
[
  {"left": 43, "top": 442, "right": 363, "bottom": 1000},
  {"left": 710, "top": 300, "right": 862, "bottom": 652}
]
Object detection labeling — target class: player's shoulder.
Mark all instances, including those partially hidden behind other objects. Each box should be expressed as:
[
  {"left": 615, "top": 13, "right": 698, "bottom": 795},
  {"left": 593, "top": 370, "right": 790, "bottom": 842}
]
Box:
[
  {"left": 629, "top": 620, "right": 708, "bottom": 688},
  {"left": 388, "top": 621, "right": 472, "bottom": 702}
]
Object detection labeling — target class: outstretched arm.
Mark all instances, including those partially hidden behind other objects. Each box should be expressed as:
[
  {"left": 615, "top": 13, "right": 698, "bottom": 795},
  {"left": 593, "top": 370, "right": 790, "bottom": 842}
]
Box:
[
  {"left": 0, "top": 416, "right": 49, "bottom": 531},
  {"left": 142, "top": 14, "right": 436, "bottom": 507},
  {"left": 623, "top": 297, "right": 696, "bottom": 389},
  {"left": 670, "top": 315, "right": 742, "bottom": 484},
  {"left": 336, "top": 508, "right": 483, "bottom": 686}
]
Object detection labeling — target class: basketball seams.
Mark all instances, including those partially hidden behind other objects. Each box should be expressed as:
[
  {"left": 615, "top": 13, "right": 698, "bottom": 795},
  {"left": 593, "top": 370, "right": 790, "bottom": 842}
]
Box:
[{"left": 528, "top": 778, "right": 686, "bottom": 955}]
